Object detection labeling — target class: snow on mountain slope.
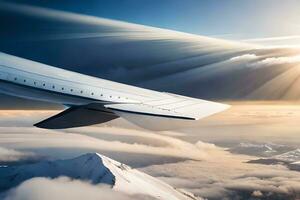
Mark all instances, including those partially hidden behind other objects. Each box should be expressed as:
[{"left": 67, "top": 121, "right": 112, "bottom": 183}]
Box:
[
  {"left": 274, "top": 149, "right": 300, "bottom": 163},
  {"left": 228, "top": 142, "right": 290, "bottom": 157},
  {"left": 0, "top": 153, "right": 196, "bottom": 200}
]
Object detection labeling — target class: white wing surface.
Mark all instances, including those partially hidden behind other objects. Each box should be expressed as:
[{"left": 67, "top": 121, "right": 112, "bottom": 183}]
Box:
[{"left": 104, "top": 93, "right": 229, "bottom": 130}]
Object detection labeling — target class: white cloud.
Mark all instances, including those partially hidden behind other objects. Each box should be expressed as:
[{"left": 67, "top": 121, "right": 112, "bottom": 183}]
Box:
[
  {"left": 0, "top": 147, "right": 36, "bottom": 162},
  {"left": 4, "top": 177, "right": 155, "bottom": 200},
  {"left": 195, "top": 141, "right": 217, "bottom": 151},
  {"left": 229, "top": 54, "right": 258, "bottom": 62},
  {"left": 251, "top": 190, "right": 263, "bottom": 197}
]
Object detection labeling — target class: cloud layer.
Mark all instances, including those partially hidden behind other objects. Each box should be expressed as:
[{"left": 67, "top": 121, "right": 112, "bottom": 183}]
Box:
[
  {"left": 143, "top": 158, "right": 300, "bottom": 199},
  {"left": 0, "top": 111, "right": 227, "bottom": 164},
  {"left": 1, "top": 107, "right": 300, "bottom": 199},
  {"left": 4, "top": 177, "right": 156, "bottom": 200}
]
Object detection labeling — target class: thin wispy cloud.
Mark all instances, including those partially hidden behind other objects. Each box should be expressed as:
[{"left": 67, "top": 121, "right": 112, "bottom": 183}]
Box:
[
  {"left": 242, "top": 35, "right": 300, "bottom": 42},
  {"left": 241, "top": 35, "right": 300, "bottom": 48},
  {"left": 0, "top": 111, "right": 225, "bottom": 162},
  {"left": 229, "top": 54, "right": 258, "bottom": 62},
  {"left": 248, "top": 55, "right": 300, "bottom": 68}
]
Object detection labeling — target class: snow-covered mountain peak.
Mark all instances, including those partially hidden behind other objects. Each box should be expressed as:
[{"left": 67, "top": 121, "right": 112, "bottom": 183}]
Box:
[
  {"left": 0, "top": 153, "right": 196, "bottom": 200},
  {"left": 0, "top": 153, "right": 115, "bottom": 191},
  {"left": 229, "top": 142, "right": 292, "bottom": 157}
]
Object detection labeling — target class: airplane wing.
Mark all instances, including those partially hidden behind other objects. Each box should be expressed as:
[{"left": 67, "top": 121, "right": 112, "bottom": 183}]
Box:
[
  {"left": 0, "top": 52, "right": 229, "bottom": 131},
  {"left": 35, "top": 94, "right": 229, "bottom": 130}
]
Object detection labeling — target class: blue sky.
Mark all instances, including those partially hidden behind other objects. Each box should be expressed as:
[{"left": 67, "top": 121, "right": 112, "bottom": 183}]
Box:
[{"left": 11, "top": 0, "right": 300, "bottom": 40}]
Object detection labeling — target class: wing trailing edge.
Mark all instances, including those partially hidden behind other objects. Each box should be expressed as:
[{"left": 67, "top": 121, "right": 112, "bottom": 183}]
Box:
[{"left": 104, "top": 98, "right": 230, "bottom": 130}]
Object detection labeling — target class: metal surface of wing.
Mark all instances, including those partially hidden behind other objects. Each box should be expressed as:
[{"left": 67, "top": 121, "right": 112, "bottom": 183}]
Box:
[{"left": 105, "top": 93, "right": 230, "bottom": 130}]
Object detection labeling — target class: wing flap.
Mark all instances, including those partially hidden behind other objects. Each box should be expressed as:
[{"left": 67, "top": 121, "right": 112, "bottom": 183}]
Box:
[
  {"left": 35, "top": 105, "right": 119, "bottom": 129},
  {"left": 105, "top": 103, "right": 195, "bottom": 120}
]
